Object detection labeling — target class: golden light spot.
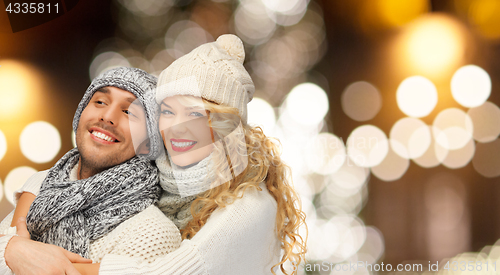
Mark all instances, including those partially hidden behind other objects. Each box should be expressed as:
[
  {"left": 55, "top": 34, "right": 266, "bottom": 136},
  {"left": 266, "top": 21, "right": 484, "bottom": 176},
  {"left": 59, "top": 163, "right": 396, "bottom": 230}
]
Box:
[
  {"left": 0, "top": 60, "right": 41, "bottom": 119},
  {"left": 378, "top": 0, "right": 429, "bottom": 27},
  {"left": 468, "top": 0, "right": 500, "bottom": 39},
  {"left": 394, "top": 14, "right": 466, "bottom": 79}
]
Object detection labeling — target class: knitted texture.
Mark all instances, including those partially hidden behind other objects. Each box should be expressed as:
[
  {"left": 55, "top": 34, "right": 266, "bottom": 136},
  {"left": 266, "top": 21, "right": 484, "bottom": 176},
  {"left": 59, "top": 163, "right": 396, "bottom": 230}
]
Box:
[
  {"left": 98, "top": 183, "right": 281, "bottom": 275},
  {"left": 156, "top": 34, "right": 255, "bottom": 122},
  {"left": 73, "top": 67, "right": 161, "bottom": 159},
  {"left": 26, "top": 148, "right": 161, "bottom": 258},
  {"left": 155, "top": 154, "right": 215, "bottom": 229},
  {"left": 0, "top": 206, "right": 181, "bottom": 264},
  {"left": 88, "top": 205, "right": 181, "bottom": 263}
]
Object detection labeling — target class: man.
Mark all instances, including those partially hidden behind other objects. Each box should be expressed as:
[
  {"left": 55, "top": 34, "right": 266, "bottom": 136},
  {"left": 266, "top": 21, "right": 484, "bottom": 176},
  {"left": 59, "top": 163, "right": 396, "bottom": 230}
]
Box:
[{"left": 0, "top": 67, "right": 180, "bottom": 275}]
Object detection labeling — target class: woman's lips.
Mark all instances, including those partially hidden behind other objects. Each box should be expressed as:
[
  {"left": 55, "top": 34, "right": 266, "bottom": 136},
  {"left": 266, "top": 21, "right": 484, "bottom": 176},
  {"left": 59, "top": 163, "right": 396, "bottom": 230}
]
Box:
[{"left": 170, "top": 139, "right": 197, "bottom": 152}]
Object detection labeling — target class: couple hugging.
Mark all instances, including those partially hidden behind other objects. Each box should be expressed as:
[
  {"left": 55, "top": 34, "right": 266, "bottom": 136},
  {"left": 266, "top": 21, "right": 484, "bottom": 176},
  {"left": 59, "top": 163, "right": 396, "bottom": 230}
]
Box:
[{"left": 0, "top": 34, "right": 307, "bottom": 275}]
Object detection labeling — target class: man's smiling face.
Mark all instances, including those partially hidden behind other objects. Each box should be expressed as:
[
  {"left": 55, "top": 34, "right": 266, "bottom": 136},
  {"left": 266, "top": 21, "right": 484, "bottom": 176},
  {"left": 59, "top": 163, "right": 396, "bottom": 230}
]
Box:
[{"left": 75, "top": 86, "right": 148, "bottom": 176}]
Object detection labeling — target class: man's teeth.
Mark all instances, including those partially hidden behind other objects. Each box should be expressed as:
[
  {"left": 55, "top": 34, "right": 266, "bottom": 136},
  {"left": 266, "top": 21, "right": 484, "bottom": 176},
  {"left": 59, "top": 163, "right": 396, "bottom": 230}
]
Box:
[
  {"left": 92, "top": 131, "right": 114, "bottom": 142},
  {"left": 171, "top": 141, "right": 196, "bottom": 147}
]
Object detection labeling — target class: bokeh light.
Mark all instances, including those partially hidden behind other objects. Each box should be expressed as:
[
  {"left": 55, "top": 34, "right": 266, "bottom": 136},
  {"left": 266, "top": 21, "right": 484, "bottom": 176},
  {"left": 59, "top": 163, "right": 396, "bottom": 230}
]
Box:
[
  {"left": 117, "top": 0, "right": 173, "bottom": 16},
  {"left": 328, "top": 160, "right": 369, "bottom": 197},
  {"left": 305, "top": 133, "right": 346, "bottom": 175},
  {"left": 341, "top": 81, "right": 382, "bottom": 122},
  {"left": 72, "top": 130, "right": 76, "bottom": 148},
  {"left": 20, "top": 121, "right": 61, "bottom": 163},
  {"left": 403, "top": 15, "right": 465, "bottom": 76},
  {"left": 265, "top": 0, "right": 308, "bottom": 26},
  {"left": 433, "top": 108, "right": 473, "bottom": 150},
  {"left": 0, "top": 60, "right": 40, "bottom": 119},
  {"left": 347, "top": 125, "right": 389, "bottom": 167},
  {"left": 0, "top": 129, "right": 6, "bottom": 162},
  {"left": 390, "top": 117, "right": 431, "bottom": 159},
  {"left": 371, "top": 144, "right": 410, "bottom": 181},
  {"left": 441, "top": 138, "right": 475, "bottom": 169},
  {"left": 468, "top": 101, "right": 500, "bottom": 143},
  {"left": 284, "top": 83, "right": 329, "bottom": 126},
  {"left": 376, "top": 0, "right": 429, "bottom": 28},
  {"left": 464, "top": 0, "right": 500, "bottom": 40},
  {"left": 396, "top": 76, "right": 438, "bottom": 118},
  {"left": 234, "top": 0, "right": 276, "bottom": 45},
  {"left": 165, "top": 20, "right": 213, "bottom": 58},
  {"left": 425, "top": 173, "right": 469, "bottom": 260},
  {"left": 261, "top": 0, "right": 302, "bottom": 14},
  {"left": 150, "top": 49, "right": 176, "bottom": 77},
  {"left": 451, "top": 65, "right": 491, "bottom": 108},
  {"left": 413, "top": 128, "right": 449, "bottom": 168},
  {"left": 357, "top": 227, "right": 385, "bottom": 264},
  {"left": 359, "top": 0, "right": 429, "bottom": 33},
  {"left": 4, "top": 166, "right": 38, "bottom": 206},
  {"left": 472, "top": 139, "right": 500, "bottom": 178},
  {"left": 247, "top": 97, "right": 276, "bottom": 135},
  {"left": 89, "top": 52, "right": 131, "bottom": 81}
]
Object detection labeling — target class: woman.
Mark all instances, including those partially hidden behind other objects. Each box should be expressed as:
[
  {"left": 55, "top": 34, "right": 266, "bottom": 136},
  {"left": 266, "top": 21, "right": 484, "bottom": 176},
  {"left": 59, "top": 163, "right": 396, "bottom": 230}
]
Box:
[{"left": 114, "top": 34, "right": 306, "bottom": 275}]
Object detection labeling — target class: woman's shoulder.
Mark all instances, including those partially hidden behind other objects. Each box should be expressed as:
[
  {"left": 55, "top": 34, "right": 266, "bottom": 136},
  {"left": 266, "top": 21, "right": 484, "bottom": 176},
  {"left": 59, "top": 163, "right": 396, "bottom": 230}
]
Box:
[{"left": 236, "top": 182, "right": 277, "bottom": 207}]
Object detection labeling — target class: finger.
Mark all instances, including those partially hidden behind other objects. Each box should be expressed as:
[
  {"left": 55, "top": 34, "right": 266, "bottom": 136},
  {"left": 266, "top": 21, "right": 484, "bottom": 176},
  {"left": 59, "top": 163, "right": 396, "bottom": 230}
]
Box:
[
  {"left": 63, "top": 249, "right": 93, "bottom": 263},
  {"left": 15, "top": 217, "right": 31, "bottom": 239},
  {"left": 64, "top": 264, "right": 83, "bottom": 275}
]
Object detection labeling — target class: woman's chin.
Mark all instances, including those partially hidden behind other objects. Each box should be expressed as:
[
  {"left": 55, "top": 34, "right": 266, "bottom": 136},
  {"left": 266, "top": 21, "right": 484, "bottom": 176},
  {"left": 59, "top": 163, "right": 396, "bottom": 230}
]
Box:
[{"left": 171, "top": 156, "right": 198, "bottom": 168}]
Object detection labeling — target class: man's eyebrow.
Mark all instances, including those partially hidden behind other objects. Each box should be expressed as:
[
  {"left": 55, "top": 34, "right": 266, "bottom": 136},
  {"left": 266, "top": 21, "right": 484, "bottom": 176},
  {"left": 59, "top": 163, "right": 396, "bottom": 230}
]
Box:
[{"left": 95, "top": 87, "right": 109, "bottom": 94}]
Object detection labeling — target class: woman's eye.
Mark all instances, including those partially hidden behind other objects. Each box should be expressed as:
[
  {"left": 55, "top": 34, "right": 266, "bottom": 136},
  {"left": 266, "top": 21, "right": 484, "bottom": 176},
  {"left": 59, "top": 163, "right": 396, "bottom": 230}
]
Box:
[
  {"left": 161, "top": 109, "right": 173, "bottom": 115},
  {"left": 124, "top": 110, "right": 137, "bottom": 118},
  {"left": 191, "top": 111, "right": 205, "bottom": 117},
  {"left": 95, "top": 100, "right": 105, "bottom": 105}
]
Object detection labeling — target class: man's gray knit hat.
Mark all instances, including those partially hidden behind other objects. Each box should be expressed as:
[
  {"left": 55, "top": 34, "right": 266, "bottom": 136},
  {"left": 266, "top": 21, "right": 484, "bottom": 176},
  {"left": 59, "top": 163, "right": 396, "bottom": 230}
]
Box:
[{"left": 72, "top": 67, "right": 161, "bottom": 159}]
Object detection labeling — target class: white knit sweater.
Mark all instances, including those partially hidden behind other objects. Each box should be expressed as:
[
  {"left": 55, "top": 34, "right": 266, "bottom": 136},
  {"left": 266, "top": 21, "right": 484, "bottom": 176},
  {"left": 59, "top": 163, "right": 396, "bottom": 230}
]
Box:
[
  {"left": 0, "top": 172, "right": 282, "bottom": 275},
  {"left": 0, "top": 170, "right": 182, "bottom": 274}
]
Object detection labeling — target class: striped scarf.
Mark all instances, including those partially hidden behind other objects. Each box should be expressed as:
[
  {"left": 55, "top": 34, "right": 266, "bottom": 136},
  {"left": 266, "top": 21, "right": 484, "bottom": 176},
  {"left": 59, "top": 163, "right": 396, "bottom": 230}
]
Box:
[{"left": 26, "top": 148, "right": 161, "bottom": 258}]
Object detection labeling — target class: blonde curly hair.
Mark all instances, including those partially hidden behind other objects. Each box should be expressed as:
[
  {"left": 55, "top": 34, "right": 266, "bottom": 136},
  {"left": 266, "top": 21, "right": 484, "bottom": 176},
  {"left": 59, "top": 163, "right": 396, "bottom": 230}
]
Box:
[{"left": 174, "top": 97, "right": 308, "bottom": 274}]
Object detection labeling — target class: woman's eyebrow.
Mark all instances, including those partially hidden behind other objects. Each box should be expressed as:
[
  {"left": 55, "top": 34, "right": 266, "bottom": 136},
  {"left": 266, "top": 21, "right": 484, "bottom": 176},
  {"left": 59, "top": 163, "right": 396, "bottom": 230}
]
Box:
[{"left": 161, "top": 102, "right": 171, "bottom": 108}]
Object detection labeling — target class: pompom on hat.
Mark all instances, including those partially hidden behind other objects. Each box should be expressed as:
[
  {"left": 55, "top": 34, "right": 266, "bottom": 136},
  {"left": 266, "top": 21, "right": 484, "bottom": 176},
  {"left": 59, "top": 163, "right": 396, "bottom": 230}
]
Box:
[
  {"left": 156, "top": 34, "right": 255, "bottom": 122},
  {"left": 72, "top": 67, "right": 162, "bottom": 159}
]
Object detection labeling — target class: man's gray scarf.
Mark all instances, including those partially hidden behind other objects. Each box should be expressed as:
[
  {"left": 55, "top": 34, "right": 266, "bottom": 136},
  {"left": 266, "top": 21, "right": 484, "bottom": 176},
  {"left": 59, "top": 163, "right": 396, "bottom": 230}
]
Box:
[
  {"left": 26, "top": 148, "right": 161, "bottom": 258},
  {"left": 155, "top": 154, "right": 213, "bottom": 230}
]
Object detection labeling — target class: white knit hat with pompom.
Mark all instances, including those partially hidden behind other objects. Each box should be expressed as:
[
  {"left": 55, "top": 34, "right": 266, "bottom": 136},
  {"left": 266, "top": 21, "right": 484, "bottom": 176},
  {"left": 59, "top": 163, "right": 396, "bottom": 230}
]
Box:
[{"left": 156, "top": 34, "right": 255, "bottom": 122}]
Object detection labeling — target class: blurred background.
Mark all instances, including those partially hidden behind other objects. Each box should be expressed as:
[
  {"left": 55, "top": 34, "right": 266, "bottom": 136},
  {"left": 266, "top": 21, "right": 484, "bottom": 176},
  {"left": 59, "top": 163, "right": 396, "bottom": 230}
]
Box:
[{"left": 2, "top": 0, "right": 500, "bottom": 273}]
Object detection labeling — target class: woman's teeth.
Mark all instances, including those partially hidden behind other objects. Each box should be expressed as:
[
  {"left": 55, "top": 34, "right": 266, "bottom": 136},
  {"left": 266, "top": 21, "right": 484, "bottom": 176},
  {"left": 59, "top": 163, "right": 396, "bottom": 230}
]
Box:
[
  {"left": 171, "top": 141, "right": 196, "bottom": 147},
  {"left": 92, "top": 131, "right": 115, "bottom": 142}
]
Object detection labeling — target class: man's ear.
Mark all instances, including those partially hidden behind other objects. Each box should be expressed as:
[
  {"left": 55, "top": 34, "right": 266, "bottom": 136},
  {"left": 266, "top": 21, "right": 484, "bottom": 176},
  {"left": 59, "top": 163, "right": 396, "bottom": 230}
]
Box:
[{"left": 136, "top": 139, "right": 151, "bottom": 155}]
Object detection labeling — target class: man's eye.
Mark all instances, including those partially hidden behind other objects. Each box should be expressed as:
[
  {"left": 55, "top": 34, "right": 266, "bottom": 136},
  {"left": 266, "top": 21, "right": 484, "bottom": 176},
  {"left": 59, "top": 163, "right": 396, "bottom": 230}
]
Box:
[{"left": 95, "top": 100, "right": 105, "bottom": 105}]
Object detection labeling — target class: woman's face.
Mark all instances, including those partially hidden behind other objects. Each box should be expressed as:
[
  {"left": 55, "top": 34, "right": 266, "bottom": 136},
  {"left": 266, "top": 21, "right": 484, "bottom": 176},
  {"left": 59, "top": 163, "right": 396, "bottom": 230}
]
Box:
[{"left": 159, "top": 95, "right": 214, "bottom": 167}]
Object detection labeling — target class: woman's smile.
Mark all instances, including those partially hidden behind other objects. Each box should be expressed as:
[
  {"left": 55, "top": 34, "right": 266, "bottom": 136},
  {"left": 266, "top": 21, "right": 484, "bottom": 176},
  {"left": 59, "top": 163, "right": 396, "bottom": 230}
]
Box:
[{"left": 170, "top": 138, "right": 197, "bottom": 152}]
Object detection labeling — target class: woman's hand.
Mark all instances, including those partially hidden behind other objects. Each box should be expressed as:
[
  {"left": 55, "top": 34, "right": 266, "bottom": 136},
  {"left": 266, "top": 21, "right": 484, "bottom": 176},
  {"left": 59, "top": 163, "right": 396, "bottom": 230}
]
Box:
[{"left": 73, "top": 263, "right": 101, "bottom": 275}]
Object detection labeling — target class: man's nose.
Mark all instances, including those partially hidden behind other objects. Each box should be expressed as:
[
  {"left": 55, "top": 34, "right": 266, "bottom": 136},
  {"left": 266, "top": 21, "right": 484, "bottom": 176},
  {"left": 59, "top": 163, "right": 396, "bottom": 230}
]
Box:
[{"left": 99, "top": 106, "right": 120, "bottom": 126}]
